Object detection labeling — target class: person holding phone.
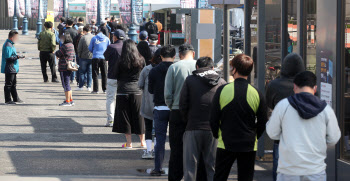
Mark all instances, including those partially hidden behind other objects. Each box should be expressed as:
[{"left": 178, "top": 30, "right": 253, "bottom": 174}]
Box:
[{"left": 1, "top": 30, "right": 25, "bottom": 105}]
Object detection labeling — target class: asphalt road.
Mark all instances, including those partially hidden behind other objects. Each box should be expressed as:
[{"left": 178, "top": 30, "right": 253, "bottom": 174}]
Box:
[{"left": 0, "top": 30, "right": 272, "bottom": 181}]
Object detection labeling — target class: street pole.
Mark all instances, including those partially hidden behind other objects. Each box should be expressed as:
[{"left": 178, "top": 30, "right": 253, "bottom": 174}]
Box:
[
  {"left": 13, "top": 0, "right": 18, "bottom": 31},
  {"left": 22, "top": 0, "right": 29, "bottom": 35},
  {"left": 35, "top": 0, "right": 42, "bottom": 39},
  {"left": 128, "top": 0, "right": 138, "bottom": 42},
  {"left": 97, "top": 0, "right": 101, "bottom": 25},
  {"left": 223, "top": 4, "right": 230, "bottom": 82},
  {"left": 63, "top": 0, "right": 67, "bottom": 17}
]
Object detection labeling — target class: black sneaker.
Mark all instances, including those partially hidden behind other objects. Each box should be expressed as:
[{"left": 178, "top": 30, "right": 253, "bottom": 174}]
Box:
[
  {"left": 14, "top": 99, "right": 25, "bottom": 104},
  {"left": 44, "top": 80, "right": 49, "bottom": 83},
  {"left": 52, "top": 79, "right": 60, "bottom": 83},
  {"left": 150, "top": 170, "right": 162, "bottom": 176},
  {"left": 5, "top": 101, "right": 16, "bottom": 105},
  {"left": 91, "top": 91, "right": 99, "bottom": 94}
]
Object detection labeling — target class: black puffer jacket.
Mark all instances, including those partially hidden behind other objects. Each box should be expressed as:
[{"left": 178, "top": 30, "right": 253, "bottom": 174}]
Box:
[{"left": 179, "top": 68, "right": 226, "bottom": 131}]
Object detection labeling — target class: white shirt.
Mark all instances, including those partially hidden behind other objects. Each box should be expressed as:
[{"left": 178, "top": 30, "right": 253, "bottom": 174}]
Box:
[
  {"left": 154, "top": 106, "right": 170, "bottom": 111},
  {"left": 266, "top": 98, "right": 341, "bottom": 176}
]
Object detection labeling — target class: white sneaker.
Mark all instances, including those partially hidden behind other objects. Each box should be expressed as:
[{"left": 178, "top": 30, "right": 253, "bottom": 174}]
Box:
[
  {"left": 142, "top": 150, "right": 154, "bottom": 159},
  {"left": 104, "top": 121, "right": 113, "bottom": 127},
  {"left": 87, "top": 87, "right": 92, "bottom": 92},
  {"left": 75, "top": 87, "right": 84, "bottom": 91}
]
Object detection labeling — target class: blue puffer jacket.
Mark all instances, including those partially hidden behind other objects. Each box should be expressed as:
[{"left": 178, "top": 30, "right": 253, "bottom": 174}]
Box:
[
  {"left": 88, "top": 32, "right": 110, "bottom": 59},
  {"left": 1, "top": 39, "right": 19, "bottom": 74}
]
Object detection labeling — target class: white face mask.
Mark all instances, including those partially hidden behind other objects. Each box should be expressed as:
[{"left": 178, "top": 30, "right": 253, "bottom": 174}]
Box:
[{"left": 60, "top": 39, "right": 65, "bottom": 43}]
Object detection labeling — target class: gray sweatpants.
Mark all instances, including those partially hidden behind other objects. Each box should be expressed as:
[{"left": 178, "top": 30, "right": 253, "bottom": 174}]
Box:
[
  {"left": 277, "top": 170, "right": 326, "bottom": 181},
  {"left": 183, "top": 130, "right": 218, "bottom": 181}
]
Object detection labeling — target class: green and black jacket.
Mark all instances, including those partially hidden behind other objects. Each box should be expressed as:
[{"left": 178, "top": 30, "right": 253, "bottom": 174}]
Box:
[{"left": 210, "top": 78, "right": 268, "bottom": 152}]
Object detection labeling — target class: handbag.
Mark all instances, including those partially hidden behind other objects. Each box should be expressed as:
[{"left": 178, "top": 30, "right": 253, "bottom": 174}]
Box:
[{"left": 67, "top": 60, "right": 79, "bottom": 72}]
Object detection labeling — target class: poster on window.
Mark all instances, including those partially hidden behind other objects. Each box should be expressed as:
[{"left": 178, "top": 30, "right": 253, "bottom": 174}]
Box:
[
  {"left": 54, "top": 0, "right": 64, "bottom": 22},
  {"left": 119, "top": 0, "right": 131, "bottom": 24},
  {"left": 86, "top": 0, "right": 97, "bottom": 25}
]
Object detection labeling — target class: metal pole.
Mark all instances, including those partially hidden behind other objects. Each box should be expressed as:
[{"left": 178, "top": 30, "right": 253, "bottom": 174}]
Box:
[
  {"left": 35, "top": 0, "right": 42, "bottom": 39},
  {"left": 97, "top": 0, "right": 101, "bottom": 25},
  {"left": 128, "top": 0, "right": 138, "bottom": 42},
  {"left": 297, "top": 0, "right": 307, "bottom": 63},
  {"left": 223, "top": 4, "right": 230, "bottom": 82},
  {"left": 281, "top": 0, "right": 288, "bottom": 60},
  {"left": 63, "top": 0, "right": 67, "bottom": 17},
  {"left": 257, "top": 0, "right": 266, "bottom": 158},
  {"left": 22, "top": 0, "right": 29, "bottom": 35},
  {"left": 13, "top": 0, "right": 18, "bottom": 31},
  {"left": 244, "top": 0, "right": 251, "bottom": 56}
]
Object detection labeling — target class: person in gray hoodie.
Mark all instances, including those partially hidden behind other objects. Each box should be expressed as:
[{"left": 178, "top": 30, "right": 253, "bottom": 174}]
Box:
[
  {"left": 266, "top": 71, "right": 340, "bottom": 181},
  {"left": 265, "top": 53, "right": 305, "bottom": 181}
]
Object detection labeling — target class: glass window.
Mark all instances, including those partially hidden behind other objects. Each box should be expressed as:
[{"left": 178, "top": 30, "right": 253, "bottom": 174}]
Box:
[
  {"left": 264, "top": 0, "right": 281, "bottom": 86},
  {"left": 341, "top": 0, "right": 350, "bottom": 163},
  {"left": 288, "top": 0, "right": 297, "bottom": 54},
  {"left": 306, "top": 0, "right": 317, "bottom": 73}
]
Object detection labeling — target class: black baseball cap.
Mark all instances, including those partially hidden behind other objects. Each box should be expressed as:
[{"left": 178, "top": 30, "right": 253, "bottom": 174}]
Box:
[
  {"left": 179, "top": 44, "right": 194, "bottom": 53},
  {"left": 113, "top": 29, "right": 125, "bottom": 40},
  {"left": 149, "top": 34, "right": 158, "bottom": 41}
]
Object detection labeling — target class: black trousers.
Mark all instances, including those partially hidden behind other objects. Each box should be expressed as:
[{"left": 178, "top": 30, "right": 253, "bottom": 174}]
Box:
[
  {"left": 40, "top": 51, "right": 57, "bottom": 81},
  {"left": 214, "top": 148, "right": 256, "bottom": 181},
  {"left": 92, "top": 58, "right": 107, "bottom": 92},
  {"left": 145, "top": 118, "right": 153, "bottom": 140},
  {"left": 168, "top": 110, "right": 207, "bottom": 181},
  {"left": 4, "top": 73, "right": 19, "bottom": 103},
  {"left": 168, "top": 110, "right": 186, "bottom": 181}
]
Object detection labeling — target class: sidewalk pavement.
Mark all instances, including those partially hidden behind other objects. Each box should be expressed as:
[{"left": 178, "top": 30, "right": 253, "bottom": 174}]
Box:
[{"left": 0, "top": 30, "right": 272, "bottom": 181}]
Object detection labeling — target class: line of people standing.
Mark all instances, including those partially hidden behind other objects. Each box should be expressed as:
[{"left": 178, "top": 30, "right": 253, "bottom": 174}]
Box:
[{"left": 3, "top": 15, "right": 342, "bottom": 181}]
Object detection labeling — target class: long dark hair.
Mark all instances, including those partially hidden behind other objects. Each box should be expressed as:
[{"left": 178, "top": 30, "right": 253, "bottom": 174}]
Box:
[
  {"left": 120, "top": 39, "right": 145, "bottom": 70},
  {"left": 137, "top": 41, "right": 152, "bottom": 65}
]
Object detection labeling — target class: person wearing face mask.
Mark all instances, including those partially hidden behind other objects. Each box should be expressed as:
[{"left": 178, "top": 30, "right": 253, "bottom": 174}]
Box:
[
  {"left": 210, "top": 54, "right": 268, "bottom": 181},
  {"left": 1, "top": 30, "right": 26, "bottom": 104}
]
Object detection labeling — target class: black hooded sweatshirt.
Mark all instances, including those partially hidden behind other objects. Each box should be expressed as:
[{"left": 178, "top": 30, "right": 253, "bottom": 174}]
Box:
[
  {"left": 266, "top": 53, "right": 305, "bottom": 144},
  {"left": 266, "top": 53, "right": 305, "bottom": 110},
  {"left": 179, "top": 68, "right": 226, "bottom": 131},
  {"left": 148, "top": 61, "right": 174, "bottom": 106}
]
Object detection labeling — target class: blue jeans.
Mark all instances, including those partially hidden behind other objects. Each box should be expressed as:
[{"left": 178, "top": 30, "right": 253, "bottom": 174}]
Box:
[
  {"left": 79, "top": 58, "right": 92, "bottom": 88},
  {"left": 153, "top": 109, "right": 170, "bottom": 172},
  {"left": 273, "top": 143, "right": 279, "bottom": 181}
]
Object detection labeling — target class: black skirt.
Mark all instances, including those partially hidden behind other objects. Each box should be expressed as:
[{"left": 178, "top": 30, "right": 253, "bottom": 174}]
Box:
[{"left": 113, "top": 94, "right": 145, "bottom": 134}]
